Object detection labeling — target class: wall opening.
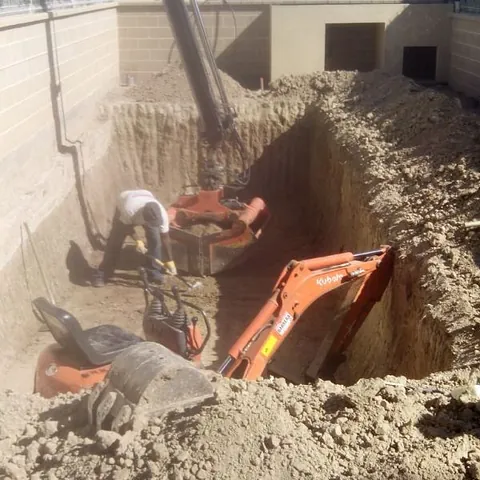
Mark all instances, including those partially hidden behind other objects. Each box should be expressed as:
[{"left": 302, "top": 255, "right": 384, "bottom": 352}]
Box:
[
  {"left": 402, "top": 46, "right": 437, "bottom": 82},
  {"left": 325, "top": 23, "right": 384, "bottom": 72}
]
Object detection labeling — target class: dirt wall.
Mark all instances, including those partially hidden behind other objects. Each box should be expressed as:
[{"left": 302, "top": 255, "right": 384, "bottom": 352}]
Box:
[
  {"left": 104, "top": 99, "right": 311, "bottom": 206},
  {"left": 307, "top": 111, "right": 453, "bottom": 384},
  {"left": 0, "top": 98, "right": 310, "bottom": 371}
]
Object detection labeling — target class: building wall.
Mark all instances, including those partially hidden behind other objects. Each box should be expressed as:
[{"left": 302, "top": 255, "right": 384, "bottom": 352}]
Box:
[
  {"left": 270, "top": 4, "right": 452, "bottom": 82},
  {"left": 0, "top": 5, "right": 119, "bottom": 366},
  {"left": 118, "top": 2, "right": 269, "bottom": 88},
  {"left": 0, "top": 3, "right": 119, "bottom": 275},
  {"left": 450, "top": 13, "right": 480, "bottom": 97},
  {"left": 0, "top": 5, "right": 119, "bottom": 160}
]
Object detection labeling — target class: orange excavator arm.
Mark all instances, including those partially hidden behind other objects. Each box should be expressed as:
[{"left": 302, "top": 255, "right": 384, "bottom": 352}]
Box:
[{"left": 217, "top": 246, "right": 394, "bottom": 381}]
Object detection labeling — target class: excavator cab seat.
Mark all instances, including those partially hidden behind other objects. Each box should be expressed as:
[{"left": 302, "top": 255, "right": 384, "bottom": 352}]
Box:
[{"left": 33, "top": 297, "right": 143, "bottom": 367}]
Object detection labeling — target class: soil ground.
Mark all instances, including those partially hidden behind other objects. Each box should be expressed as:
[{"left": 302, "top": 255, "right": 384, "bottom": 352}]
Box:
[
  {"left": 2, "top": 204, "right": 318, "bottom": 393},
  {"left": 3, "top": 64, "right": 480, "bottom": 479}
]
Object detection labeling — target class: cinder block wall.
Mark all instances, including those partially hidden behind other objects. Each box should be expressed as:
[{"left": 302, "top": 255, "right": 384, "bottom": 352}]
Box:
[
  {"left": 0, "top": 5, "right": 119, "bottom": 366},
  {"left": 0, "top": 6, "right": 118, "bottom": 161},
  {"left": 118, "top": 2, "right": 270, "bottom": 88},
  {"left": 0, "top": 3, "right": 118, "bottom": 280},
  {"left": 449, "top": 13, "right": 480, "bottom": 97}
]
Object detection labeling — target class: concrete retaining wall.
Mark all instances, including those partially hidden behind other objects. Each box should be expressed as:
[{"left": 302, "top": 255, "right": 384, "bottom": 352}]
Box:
[
  {"left": 118, "top": 2, "right": 454, "bottom": 88},
  {"left": 0, "top": 5, "right": 119, "bottom": 367},
  {"left": 450, "top": 13, "right": 480, "bottom": 98},
  {"left": 271, "top": 4, "right": 451, "bottom": 82},
  {"left": 118, "top": 2, "right": 269, "bottom": 88}
]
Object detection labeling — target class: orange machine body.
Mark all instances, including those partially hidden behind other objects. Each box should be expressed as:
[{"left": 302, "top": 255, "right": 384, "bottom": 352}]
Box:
[
  {"left": 219, "top": 247, "right": 394, "bottom": 381},
  {"left": 35, "top": 344, "right": 110, "bottom": 399}
]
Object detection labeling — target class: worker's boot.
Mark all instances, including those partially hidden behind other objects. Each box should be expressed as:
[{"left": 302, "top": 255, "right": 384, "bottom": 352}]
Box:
[{"left": 91, "top": 269, "right": 105, "bottom": 288}]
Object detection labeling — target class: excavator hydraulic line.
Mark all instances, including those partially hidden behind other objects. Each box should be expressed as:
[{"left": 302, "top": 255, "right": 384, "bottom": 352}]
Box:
[
  {"left": 163, "top": 0, "right": 235, "bottom": 145},
  {"left": 163, "top": 0, "right": 224, "bottom": 144}
]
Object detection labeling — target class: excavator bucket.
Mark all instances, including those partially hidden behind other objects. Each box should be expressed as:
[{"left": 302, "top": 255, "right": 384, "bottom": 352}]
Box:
[
  {"left": 168, "top": 190, "right": 270, "bottom": 276},
  {"left": 87, "top": 342, "right": 214, "bottom": 432}
]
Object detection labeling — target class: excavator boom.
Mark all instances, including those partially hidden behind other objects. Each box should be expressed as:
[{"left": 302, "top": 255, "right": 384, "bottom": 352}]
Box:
[{"left": 218, "top": 246, "right": 394, "bottom": 380}]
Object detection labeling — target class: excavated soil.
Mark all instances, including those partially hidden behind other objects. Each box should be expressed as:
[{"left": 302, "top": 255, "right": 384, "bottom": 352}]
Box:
[
  {"left": 2, "top": 64, "right": 480, "bottom": 479},
  {"left": 124, "top": 63, "right": 255, "bottom": 104},
  {"left": 183, "top": 222, "right": 224, "bottom": 236},
  {"left": 3, "top": 370, "right": 480, "bottom": 480}
]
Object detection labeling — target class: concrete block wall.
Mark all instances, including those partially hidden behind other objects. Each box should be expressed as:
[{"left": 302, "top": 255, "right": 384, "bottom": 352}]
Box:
[
  {"left": 118, "top": 3, "right": 269, "bottom": 88},
  {"left": 0, "top": 5, "right": 119, "bottom": 366},
  {"left": 0, "top": 5, "right": 119, "bottom": 272},
  {"left": 0, "top": 6, "right": 118, "bottom": 161},
  {"left": 449, "top": 13, "right": 480, "bottom": 97}
]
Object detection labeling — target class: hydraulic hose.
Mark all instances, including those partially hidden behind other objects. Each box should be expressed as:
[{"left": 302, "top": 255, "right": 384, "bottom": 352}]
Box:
[{"left": 163, "top": 0, "right": 224, "bottom": 144}]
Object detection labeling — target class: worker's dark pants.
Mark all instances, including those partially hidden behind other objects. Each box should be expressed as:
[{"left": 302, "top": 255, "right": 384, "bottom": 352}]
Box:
[{"left": 99, "top": 209, "right": 163, "bottom": 280}]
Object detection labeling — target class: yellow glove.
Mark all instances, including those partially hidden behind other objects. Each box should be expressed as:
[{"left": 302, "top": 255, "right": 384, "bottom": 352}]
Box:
[
  {"left": 164, "top": 260, "right": 177, "bottom": 276},
  {"left": 135, "top": 240, "right": 147, "bottom": 254}
]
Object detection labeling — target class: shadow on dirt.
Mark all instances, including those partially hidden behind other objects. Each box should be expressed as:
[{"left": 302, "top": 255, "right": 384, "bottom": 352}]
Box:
[
  {"left": 416, "top": 398, "right": 480, "bottom": 439},
  {"left": 66, "top": 241, "right": 94, "bottom": 286}
]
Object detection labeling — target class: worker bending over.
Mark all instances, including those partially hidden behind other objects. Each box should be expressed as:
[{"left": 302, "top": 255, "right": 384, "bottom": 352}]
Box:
[{"left": 92, "top": 190, "right": 177, "bottom": 287}]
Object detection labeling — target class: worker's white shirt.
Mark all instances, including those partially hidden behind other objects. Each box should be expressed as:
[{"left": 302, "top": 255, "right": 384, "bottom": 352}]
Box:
[{"left": 117, "top": 190, "right": 169, "bottom": 233}]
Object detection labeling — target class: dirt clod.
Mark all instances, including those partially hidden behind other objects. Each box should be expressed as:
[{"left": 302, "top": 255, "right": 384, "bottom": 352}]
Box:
[
  {"left": 95, "top": 430, "right": 122, "bottom": 452},
  {"left": 125, "top": 63, "right": 249, "bottom": 103},
  {"left": 1, "top": 370, "right": 480, "bottom": 479}
]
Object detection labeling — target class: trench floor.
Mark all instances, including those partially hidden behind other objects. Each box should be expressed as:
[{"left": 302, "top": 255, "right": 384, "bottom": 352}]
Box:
[{"left": 3, "top": 209, "right": 348, "bottom": 393}]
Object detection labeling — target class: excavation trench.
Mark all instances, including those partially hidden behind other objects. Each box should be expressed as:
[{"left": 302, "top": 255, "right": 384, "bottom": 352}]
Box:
[{"left": 0, "top": 95, "right": 460, "bottom": 391}]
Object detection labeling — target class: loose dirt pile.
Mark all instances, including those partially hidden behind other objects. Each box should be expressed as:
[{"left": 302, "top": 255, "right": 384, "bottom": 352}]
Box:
[
  {"left": 183, "top": 222, "right": 224, "bottom": 236},
  {"left": 297, "top": 70, "right": 480, "bottom": 368},
  {"left": 3, "top": 369, "right": 480, "bottom": 480},
  {"left": 125, "top": 63, "right": 252, "bottom": 103}
]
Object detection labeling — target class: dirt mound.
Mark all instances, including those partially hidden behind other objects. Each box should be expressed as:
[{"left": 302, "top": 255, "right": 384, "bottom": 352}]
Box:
[
  {"left": 267, "top": 68, "right": 480, "bottom": 373},
  {"left": 267, "top": 70, "right": 357, "bottom": 103},
  {"left": 125, "top": 63, "right": 249, "bottom": 103},
  {"left": 310, "top": 71, "right": 480, "bottom": 370},
  {"left": 3, "top": 370, "right": 480, "bottom": 479}
]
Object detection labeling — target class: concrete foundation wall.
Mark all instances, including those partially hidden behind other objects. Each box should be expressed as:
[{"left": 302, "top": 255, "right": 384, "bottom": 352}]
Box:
[
  {"left": 271, "top": 4, "right": 451, "bottom": 82},
  {"left": 118, "top": 3, "right": 269, "bottom": 88},
  {"left": 0, "top": 5, "right": 119, "bottom": 367},
  {"left": 449, "top": 13, "right": 480, "bottom": 97}
]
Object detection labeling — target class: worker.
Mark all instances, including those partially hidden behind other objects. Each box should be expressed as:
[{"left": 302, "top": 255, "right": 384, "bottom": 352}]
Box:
[{"left": 92, "top": 189, "right": 177, "bottom": 287}]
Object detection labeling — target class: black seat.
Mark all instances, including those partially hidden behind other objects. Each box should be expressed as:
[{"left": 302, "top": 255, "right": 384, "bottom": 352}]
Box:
[{"left": 33, "top": 297, "right": 143, "bottom": 367}]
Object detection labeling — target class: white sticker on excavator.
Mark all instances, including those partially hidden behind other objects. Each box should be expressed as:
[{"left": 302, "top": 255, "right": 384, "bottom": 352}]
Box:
[
  {"left": 275, "top": 312, "right": 293, "bottom": 336},
  {"left": 316, "top": 273, "right": 344, "bottom": 286}
]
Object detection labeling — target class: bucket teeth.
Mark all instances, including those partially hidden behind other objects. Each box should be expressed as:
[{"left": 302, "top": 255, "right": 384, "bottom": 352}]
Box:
[
  {"left": 112, "top": 404, "right": 133, "bottom": 433},
  {"left": 86, "top": 342, "right": 214, "bottom": 432},
  {"left": 87, "top": 381, "right": 105, "bottom": 426},
  {"left": 95, "top": 391, "right": 118, "bottom": 432}
]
